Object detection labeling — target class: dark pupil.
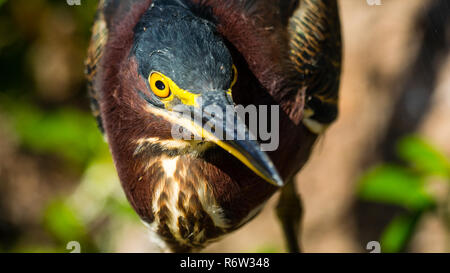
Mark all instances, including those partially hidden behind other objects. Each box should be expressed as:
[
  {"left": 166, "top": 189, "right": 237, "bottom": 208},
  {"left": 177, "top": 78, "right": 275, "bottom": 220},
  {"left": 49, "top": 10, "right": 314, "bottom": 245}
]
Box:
[{"left": 155, "top": 80, "right": 165, "bottom": 90}]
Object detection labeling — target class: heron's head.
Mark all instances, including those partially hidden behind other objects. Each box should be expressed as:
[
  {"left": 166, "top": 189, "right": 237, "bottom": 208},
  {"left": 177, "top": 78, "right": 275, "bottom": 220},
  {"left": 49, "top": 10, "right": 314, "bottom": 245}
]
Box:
[{"left": 129, "top": 0, "right": 282, "bottom": 186}]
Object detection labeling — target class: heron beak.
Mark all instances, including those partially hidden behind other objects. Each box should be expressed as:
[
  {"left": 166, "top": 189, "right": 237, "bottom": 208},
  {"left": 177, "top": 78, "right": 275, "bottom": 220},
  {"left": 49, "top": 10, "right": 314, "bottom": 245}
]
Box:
[{"left": 175, "top": 91, "right": 284, "bottom": 187}]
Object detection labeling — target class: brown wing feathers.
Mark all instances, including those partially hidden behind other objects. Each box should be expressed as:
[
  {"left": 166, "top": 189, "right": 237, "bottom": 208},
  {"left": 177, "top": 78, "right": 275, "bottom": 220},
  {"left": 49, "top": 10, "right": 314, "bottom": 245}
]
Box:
[
  {"left": 288, "top": 0, "right": 342, "bottom": 132},
  {"left": 85, "top": 0, "right": 153, "bottom": 134},
  {"left": 85, "top": 0, "right": 108, "bottom": 134}
]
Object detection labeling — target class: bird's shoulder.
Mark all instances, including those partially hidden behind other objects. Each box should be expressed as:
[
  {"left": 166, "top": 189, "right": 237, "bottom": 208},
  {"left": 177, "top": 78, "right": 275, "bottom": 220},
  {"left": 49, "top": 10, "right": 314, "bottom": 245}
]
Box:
[
  {"left": 85, "top": 0, "right": 152, "bottom": 134},
  {"left": 287, "top": 0, "right": 342, "bottom": 133},
  {"left": 85, "top": 0, "right": 109, "bottom": 134}
]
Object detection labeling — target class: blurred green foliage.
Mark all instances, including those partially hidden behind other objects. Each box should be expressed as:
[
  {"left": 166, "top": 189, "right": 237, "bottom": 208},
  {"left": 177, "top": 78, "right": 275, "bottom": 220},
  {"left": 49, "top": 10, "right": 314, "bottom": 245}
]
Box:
[
  {"left": 253, "top": 244, "right": 282, "bottom": 253},
  {"left": 0, "top": 94, "right": 142, "bottom": 252},
  {"left": 44, "top": 200, "right": 87, "bottom": 244},
  {"left": 42, "top": 199, "right": 95, "bottom": 252},
  {"left": 398, "top": 136, "right": 450, "bottom": 178},
  {"left": 359, "top": 165, "right": 435, "bottom": 211},
  {"left": 358, "top": 135, "right": 450, "bottom": 253},
  {"left": 379, "top": 213, "right": 421, "bottom": 254},
  {"left": 0, "top": 0, "right": 145, "bottom": 253},
  {"left": 1, "top": 97, "right": 107, "bottom": 169}
]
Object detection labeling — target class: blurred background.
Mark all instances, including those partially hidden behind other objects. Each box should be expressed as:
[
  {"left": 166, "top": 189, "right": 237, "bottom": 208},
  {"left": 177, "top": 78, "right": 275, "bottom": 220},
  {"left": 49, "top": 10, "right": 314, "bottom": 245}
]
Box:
[{"left": 0, "top": 0, "right": 449, "bottom": 253}]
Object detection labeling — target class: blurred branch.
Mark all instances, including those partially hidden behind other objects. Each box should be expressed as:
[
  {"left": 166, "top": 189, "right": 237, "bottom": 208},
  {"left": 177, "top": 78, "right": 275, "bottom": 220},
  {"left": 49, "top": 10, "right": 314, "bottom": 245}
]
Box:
[{"left": 380, "top": 0, "right": 450, "bottom": 161}]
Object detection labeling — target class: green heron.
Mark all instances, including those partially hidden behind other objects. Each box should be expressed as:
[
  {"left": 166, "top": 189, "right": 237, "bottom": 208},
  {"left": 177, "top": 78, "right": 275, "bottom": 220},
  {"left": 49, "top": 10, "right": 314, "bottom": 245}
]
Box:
[{"left": 86, "top": 0, "right": 341, "bottom": 252}]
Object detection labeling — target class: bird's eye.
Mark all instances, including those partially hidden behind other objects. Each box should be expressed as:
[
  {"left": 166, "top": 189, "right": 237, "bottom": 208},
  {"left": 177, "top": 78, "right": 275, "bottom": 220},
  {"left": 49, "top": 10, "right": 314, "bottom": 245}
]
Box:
[
  {"left": 231, "top": 65, "right": 238, "bottom": 88},
  {"left": 149, "top": 72, "right": 171, "bottom": 98}
]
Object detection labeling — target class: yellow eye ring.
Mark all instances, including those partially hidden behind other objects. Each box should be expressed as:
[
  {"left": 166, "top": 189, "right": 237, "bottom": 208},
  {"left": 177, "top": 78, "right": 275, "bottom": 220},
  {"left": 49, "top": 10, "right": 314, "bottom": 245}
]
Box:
[
  {"left": 231, "top": 64, "right": 238, "bottom": 87},
  {"left": 149, "top": 72, "right": 171, "bottom": 98}
]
